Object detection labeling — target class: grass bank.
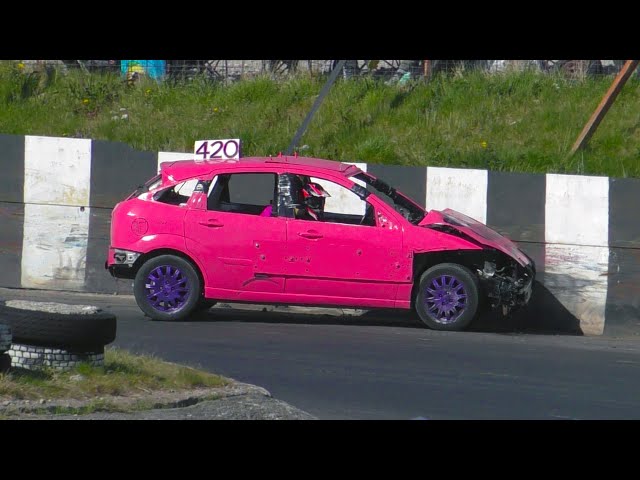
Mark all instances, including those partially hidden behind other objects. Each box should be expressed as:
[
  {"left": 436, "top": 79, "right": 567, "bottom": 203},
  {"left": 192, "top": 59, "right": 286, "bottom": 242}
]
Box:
[
  {"left": 1, "top": 61, "right": 639, "bottom": 177},
  {"left": 0, "top": 347, "right": 228, "bottom": 415}
]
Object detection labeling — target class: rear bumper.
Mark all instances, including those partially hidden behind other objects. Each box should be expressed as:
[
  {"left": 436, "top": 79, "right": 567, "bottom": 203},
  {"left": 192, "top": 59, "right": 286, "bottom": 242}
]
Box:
[
  {"left": 104, "top": 247, "right": 142, "bottom": 278},
  {"left": 106, "top": 261, "right": 136, "bottom": 279},
  {"left": 105, "top": 247, "right": 140, "bottom": 280}
]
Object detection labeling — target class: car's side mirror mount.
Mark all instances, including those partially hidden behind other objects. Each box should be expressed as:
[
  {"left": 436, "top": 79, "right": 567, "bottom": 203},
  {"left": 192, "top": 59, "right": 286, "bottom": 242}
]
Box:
[{"left": 377, "top": 210, "right": 389, "bottom": 228}]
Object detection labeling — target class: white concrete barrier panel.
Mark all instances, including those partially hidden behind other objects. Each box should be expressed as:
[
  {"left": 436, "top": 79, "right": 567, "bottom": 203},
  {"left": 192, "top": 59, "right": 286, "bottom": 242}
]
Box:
[
  {"left": 426, "top": 167, "right": 488, "bottom": 224},
  {"left": 545, "top": 174, "right": 609, "bottom": 246},
  {"left": 544, "top": 174, "right": 610, "bottom": 335},
  {"left": 24, "top": 136, "right": 92, "bottom": 207},
  {"left": 21, "top": 204, "right": 90, "bottom": 290},
  {"left": 312, "top": 162, "right": 367, "bottom": 215},
  {"left": 158, "top": 151, "right": 191, "bottom": 173}
]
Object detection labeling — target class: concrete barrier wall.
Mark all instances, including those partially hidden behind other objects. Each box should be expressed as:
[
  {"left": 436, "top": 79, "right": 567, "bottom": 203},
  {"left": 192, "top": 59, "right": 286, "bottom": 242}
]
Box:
[
  {"left": 1, "top": 133, "right": 638, "bottom": 336},
  {"left": 0, "top": 134, "right": 157, "bottom": 295}
]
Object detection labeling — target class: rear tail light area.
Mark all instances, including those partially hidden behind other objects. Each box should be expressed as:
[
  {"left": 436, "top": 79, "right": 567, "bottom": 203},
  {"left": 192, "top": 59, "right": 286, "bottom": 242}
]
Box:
[{"left": 112, "top": 248, "right": 141, "bottom": 265}]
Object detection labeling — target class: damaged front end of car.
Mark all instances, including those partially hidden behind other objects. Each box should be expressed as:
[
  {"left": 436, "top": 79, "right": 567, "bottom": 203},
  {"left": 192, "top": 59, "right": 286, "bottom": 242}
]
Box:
[
  {"left": 420, "top": 210, "right": 536, "bottom": 316},
  {"left": 476, "top": 254, "right": 535, "bottom": 315}
]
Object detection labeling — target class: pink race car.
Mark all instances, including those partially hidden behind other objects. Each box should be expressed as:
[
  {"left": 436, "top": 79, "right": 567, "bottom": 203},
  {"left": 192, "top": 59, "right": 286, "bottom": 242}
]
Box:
[{"left": 106, "top": 155, "right": 535, "bottom": 331}]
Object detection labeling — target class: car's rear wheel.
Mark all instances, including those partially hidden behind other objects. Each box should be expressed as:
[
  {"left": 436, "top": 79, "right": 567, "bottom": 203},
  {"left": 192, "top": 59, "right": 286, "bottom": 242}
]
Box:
[
  {"left": 134, "top": 255, "right": 201, "bottom": 321},
  {"left": 415, "top": 263, "right": 480, "bottom": 331}
]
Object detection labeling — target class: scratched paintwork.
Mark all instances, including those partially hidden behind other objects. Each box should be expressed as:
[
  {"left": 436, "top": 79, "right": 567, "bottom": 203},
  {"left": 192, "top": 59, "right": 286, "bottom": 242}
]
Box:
[
  {"left": 21, "top": 203, "right": 89, "bottom": 290},
  {"left": 544, "top": 243, "right": 609, "bottom": 335}
]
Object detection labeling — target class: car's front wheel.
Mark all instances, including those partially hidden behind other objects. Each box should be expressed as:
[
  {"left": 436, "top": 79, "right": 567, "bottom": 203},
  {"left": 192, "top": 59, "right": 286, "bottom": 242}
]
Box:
[
  {"left": 134, "top": 255, "right": 202, "bottom": 321},
  {"left": 415, "top": 263, "right": 480, "bottom": 331}
]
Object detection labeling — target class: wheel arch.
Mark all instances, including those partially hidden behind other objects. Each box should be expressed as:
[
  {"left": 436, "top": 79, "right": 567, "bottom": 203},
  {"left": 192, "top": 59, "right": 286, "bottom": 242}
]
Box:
[
  {"left": 410, "top": 249, "right": 501, "bottom": 310},
  {"left": 133, "top": 248, "right": 207, "bottom": 297}
]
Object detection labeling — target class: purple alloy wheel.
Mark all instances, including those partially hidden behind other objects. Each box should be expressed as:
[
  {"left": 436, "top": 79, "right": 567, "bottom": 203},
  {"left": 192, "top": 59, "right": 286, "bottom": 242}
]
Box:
[
  {"left": 424, "top": 275, "right": 468, "bottom": 324},
  {"left": 145, "top": 265, "right": 191, "bottom": 312}
]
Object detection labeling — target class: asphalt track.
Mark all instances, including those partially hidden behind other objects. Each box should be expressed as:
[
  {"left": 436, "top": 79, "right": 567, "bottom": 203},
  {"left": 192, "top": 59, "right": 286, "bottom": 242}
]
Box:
[{"left": 2, "top": 287, "right": 640, "bottom": 420}]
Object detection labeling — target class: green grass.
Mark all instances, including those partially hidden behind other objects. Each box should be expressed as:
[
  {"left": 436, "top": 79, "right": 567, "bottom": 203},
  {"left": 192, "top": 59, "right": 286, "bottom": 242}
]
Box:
[
  {"left": 0, "top": 347, "right": 229, "bottom": 403},
  {"left": 2, "top": 60, "right": 640, "bottom": 177}
]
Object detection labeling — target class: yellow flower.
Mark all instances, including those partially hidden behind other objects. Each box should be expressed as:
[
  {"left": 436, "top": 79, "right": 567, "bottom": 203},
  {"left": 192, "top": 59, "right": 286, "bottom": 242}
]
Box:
[
  {"left": 480, "top": 140, "right": 488, "bottom": 149},
  {"left": 82, "top": 98, "right": 90, "bottom": 105},
  {"left": 213, "top": 107, "right": 219, "bottom": 112},
  {"left": 17, "top": 62, "right": 25, "bottom": 70},
  {"left": 145, "top": 88, "right": 151, "bottom": 95}
]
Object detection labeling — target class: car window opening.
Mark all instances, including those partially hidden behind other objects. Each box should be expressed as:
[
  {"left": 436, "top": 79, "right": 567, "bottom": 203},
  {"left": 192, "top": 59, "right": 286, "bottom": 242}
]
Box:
[
  {"left": 153, "top": 179, "right": 199, "bottom": 206},
  {"left": 208, "top": 173, "right": 277, "bottom": 216},
  {"left": 353, "top": 172, "right": 426, "bottom": 225}
]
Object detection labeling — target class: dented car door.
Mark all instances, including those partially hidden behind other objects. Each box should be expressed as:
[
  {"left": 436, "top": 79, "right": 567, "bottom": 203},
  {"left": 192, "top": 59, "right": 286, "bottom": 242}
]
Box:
[
  {"left": 282, "top": 171, "right": 409, "bottom": 307},
  {"left": 184, "top": 170, "right": 288, "bottom": 298}
]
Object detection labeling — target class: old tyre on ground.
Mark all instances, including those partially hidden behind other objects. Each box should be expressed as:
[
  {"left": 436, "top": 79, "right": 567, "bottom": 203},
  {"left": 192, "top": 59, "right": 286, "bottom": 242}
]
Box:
[
  {"left": 0, "top": 302, "right": 116, "bottom": 351},
  {"left": 8, "top": 343, "right": 105, "bottom": 371},
  {"left": 414, "top": 263, "right": 480, "bottom": 331},
  {"left": 0, "top": 324, "right": 12, "bottom": 353},
  {"left": 133, "top": 254, "right": 202, "bottom": 321}
]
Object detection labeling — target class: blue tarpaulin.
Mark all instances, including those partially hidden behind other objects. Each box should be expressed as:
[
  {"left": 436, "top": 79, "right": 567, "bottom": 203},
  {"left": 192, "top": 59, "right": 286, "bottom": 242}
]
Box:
[{"left": 121, "top": 60, "right": 166, "bottom": 79}]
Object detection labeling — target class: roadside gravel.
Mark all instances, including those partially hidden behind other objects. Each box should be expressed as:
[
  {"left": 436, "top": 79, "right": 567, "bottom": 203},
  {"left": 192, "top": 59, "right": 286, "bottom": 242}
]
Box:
[
  {"left": 1, "top": 381, "right": 317, "bottom": 420},
  {"left": 0, "top": 296, "right": 317, "bottom": 420}
]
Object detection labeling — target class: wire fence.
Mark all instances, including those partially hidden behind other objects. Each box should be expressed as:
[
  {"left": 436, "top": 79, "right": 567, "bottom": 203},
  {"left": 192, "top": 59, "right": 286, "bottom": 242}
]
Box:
[{"left": 16, "top": 60, "right": 635, "bottom": 82}]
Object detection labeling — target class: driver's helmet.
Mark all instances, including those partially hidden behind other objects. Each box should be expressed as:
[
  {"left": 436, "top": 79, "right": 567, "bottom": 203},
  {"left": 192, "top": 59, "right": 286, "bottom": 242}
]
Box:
[{"left": 300, "top": 181, "right": 330, "bottom": 220}]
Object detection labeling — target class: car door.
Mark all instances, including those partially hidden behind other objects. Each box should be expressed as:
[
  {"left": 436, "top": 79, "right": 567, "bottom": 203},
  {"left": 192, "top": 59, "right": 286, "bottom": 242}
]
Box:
[
  {"left": 282, "top": 171, "right": 410, "bottom": 308},
  {"left": 184, "top": 169, "right": 288, "bottom": 301}
]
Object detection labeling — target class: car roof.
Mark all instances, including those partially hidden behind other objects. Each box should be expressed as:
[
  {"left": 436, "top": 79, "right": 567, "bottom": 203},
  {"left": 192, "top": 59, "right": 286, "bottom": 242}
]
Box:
[{"left": 160, "top": 156, "right": 363, "bottom": 182}]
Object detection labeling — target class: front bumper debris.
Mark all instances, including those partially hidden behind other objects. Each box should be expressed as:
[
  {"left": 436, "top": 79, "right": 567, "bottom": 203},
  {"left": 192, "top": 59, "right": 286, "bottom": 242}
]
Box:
[{"left": 477, "top": 257, "right": 535, "bottom": 314}]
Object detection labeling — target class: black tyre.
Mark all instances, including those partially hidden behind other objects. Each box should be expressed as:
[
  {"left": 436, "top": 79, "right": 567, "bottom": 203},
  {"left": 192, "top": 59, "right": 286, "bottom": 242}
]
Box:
[
  {"left": 134, "top": 255, "right": 202, "bottom": 321},
  {"left": 0, "top": 303, "right": 116, "bottom": 351},
  {"left": 415, "top": 263, "right": 480, "bottom": 331}
]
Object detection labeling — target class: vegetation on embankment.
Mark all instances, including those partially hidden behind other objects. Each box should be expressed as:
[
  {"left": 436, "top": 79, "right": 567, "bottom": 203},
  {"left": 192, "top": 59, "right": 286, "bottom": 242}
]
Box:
[{"left": 2, "top": 61, "right": 639, "bottom": 177}]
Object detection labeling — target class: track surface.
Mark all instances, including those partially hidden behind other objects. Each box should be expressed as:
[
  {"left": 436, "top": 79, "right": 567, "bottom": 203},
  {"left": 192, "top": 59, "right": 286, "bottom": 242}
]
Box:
[{"left": 2, "top": 287, "right": 640, "bottom": 419}]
